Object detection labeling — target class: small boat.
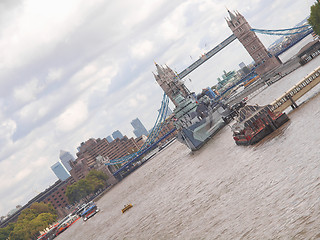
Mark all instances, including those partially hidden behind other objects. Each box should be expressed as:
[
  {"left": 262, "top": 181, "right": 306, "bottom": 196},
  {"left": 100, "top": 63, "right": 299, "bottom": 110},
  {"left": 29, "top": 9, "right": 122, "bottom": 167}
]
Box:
[
  {"left": 232, "top": 104, "right": 289, "bottom": 145},
  {"left": 81, "top": 202, "right": 99, "bottom": 221},
  {"left": 54, "top": 214, "right": 79, "bottom": 237},
  {"left": 122, "top": 204, "right": 133, "bottom": 213}
]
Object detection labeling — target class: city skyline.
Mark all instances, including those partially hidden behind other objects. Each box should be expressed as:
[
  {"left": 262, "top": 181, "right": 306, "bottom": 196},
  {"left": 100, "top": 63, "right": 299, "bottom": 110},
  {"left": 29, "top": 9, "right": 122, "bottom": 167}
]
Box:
[
  {"left": 112, "top": 130, "right": 124, "bottom": 140},
  {"left": 59, "top": 150, "right": 74, "bottom": 172},
  {"left": 50, "top": 162, "right": 71, "bottom": 181},
  {"left": 0, "top": 0, "right": 316, "bottom": 216},
  {"left": 131, "top": 118, "right": 149, "bottom": 138}
]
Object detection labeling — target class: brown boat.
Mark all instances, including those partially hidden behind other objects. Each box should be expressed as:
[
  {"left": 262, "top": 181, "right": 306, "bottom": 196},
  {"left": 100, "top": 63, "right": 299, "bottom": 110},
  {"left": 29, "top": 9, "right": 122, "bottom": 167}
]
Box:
[{"left": 232, "top": 104, "right": 289, "bottom": 145}]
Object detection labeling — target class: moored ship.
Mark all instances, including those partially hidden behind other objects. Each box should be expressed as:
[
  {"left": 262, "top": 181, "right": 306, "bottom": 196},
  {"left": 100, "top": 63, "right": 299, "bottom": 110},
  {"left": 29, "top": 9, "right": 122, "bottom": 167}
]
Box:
[
  {"left": 153, "top": 63, "right": 233, "bottom": 151},
  {"left": 173, "top": 94, "right": 232, "bottom": 150},
  {"left": 231, "top": 104, "right": 289, "bottom": 145}
]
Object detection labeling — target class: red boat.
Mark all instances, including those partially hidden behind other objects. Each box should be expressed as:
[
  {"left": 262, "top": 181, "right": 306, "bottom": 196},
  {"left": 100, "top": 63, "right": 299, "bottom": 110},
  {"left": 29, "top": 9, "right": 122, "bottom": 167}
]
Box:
[{"left": 232, "top": 104, "right": 289, "bottom": 145}]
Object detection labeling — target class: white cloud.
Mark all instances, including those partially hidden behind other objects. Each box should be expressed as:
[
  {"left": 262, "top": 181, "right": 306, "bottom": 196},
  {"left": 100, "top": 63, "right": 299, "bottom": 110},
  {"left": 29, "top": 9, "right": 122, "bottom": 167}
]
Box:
[
  {"left": 130, "top": 40, "right": 154, "bottom": 59},
  {"left": 70, "top": 61, "right": 117, "bottom": 93},
  {"left": 0, "top": 119, "right": 16, "bottom": 144},
  {"left": 16, "top": 100, "right": 48, "bottom": 124},
  {"left": 121, "top": 0, "right": 164, "bottom": 28},
  {"left": 158, "top": 4, "right": 187, "bottom": 41},
  {"left": 0, "top": 0, "right": 103, "bottom": 70},
  {"left": 55, "top": 100, "right": 89, "bottom": 132},
  {"left": 128, "top": 94, "right": 148, "bottom": 108},
  {"left": 13, "top": 78, "right": 43, "bottom": 103},
  {"left": 47, "top": 68, "right": 63, "bottom": 84}
]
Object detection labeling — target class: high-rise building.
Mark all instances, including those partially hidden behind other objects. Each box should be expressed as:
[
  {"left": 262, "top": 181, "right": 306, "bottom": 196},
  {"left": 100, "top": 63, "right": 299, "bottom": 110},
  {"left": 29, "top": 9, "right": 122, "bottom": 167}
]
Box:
[
  {"left": 73, "top": 136, "right": 140, "bottom": 181},
  {"left": 131, "top": 118, "right": 149, "bottom": 138},
  {"left": 239, "top": 62, "right": 246, "bottom": 69},
  {"left": 51, "top": 162, "right": 71, "bottom": 181},
  {"left": 59, "top": 150, "right": 74, "bottom": 171},
  {"left": 112, "top": 130, "right": 123, "bottom": 140},
  {"left": 106, "top": 135, "right": 113, "bottom": 143}
]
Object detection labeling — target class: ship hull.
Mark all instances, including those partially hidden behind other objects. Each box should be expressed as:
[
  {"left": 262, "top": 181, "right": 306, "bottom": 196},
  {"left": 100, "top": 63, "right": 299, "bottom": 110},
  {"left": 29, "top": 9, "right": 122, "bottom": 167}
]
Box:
[
  {"left": 234, "top": 113, "right": 289, "bottom": 146},
  {"left": 177, "top": 117, "right": 226, "bottom": 151}
]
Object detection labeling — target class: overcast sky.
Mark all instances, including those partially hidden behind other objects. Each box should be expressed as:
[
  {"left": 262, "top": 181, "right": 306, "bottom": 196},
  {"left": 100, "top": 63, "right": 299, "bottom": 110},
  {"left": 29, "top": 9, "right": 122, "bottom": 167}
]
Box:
[{"left": 0, "top": 0, "right": 316, "bottom": 216}]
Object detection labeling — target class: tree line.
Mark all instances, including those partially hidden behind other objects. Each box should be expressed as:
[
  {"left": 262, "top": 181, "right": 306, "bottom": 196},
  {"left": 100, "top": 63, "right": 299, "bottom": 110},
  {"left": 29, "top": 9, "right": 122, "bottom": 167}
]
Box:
[
  {"left": 0, "top": 170, "right": 108, "bottom": 239},
  {"left": 65, "top": 169, "right": 108, "bottom": 204},
  {"left": 0, "top": 202, "right": 57, "bottom": 240},
  {"left": 308, "top": 1, "right": 320, "bottom": 36}
]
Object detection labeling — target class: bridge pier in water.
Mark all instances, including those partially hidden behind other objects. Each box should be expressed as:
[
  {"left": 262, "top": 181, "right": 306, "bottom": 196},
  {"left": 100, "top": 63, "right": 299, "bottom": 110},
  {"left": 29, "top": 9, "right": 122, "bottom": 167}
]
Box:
[{"left": 287, "top": 95, "right": 299, "bottom": 109}]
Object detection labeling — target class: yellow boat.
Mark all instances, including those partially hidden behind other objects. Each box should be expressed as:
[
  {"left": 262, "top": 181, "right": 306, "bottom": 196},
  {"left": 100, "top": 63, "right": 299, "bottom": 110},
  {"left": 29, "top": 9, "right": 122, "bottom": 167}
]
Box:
[{"left": 122, "top": 204, "right": 133, "bottom": 213}]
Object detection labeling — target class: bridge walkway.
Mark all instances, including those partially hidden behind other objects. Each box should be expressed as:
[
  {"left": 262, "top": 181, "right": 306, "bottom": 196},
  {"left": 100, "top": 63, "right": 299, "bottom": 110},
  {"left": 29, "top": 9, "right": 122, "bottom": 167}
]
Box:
[
  {"left": 271, "top": 65, "right": 320, "bottom": 113},
  {"left": 177, "top": 34, "right": 236, "bottom": 79}
]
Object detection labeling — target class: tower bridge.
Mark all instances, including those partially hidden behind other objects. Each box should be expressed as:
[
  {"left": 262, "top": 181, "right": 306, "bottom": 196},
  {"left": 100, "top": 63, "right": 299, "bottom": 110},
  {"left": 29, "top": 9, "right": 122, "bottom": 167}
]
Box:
[
  {"left": 177, "top": 34, "right": 237, "bottom": 79},
  {"left": 177, "top": 10, "right": 312, "bottom": 79},
  {"left": 107, "top": 10, "right": 315, "bottom": 177}
]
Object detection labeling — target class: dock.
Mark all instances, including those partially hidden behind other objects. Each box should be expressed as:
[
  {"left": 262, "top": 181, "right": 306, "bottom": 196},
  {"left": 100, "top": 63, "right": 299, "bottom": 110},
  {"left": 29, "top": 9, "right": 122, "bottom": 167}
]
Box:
[{"left": 270, "top": 65, "right": 320, "bottom": 113}]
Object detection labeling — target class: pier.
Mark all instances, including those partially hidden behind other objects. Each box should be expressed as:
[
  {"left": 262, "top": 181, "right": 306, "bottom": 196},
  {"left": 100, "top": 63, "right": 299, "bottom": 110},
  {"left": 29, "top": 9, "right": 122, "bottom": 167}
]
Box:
[{"left": 271, "top": 65, "right": 320, "bottom": 113}]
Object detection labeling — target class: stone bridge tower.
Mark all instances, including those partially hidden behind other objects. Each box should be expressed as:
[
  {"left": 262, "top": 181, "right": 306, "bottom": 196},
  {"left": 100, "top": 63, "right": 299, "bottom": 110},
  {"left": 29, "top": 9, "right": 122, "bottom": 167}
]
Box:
[
  {"left": 226, "top": 10, "right": 281, "bottom": 75},
  {"left": 153, "top": 63, "right": 190, "bottom": 106}
]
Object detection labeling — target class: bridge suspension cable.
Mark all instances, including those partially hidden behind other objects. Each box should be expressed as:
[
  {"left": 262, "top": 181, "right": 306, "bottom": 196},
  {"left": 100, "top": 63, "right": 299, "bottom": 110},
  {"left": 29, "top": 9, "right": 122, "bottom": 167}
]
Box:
[
  {"left": 106, "top": 93, "right": 170, "bottom": 166},
  {"left": 251, "top": 24, "right": 313, "bottom": 36}
]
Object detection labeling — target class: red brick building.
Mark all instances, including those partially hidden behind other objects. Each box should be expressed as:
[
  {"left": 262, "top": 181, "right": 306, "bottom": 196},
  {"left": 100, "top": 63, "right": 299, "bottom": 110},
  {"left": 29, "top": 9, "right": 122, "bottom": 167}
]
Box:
[
  {"left": 153, "top": 117, "right": 178, "bottom": 144},
  {"left": 67, "top": 136, "right": 141, "bottom": 183}
]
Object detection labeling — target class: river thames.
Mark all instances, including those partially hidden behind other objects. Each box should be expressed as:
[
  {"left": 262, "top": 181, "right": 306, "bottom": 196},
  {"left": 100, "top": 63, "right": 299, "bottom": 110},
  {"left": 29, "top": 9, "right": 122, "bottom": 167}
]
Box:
[{"left": 57, "top": 37, "right": 320, "bottom": 239}]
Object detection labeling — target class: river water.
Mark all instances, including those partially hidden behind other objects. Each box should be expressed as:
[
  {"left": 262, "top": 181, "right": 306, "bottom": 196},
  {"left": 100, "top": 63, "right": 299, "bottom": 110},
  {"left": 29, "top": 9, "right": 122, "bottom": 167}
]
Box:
[{"left": 57, "top": 38, "right": 320, "bottom": 240}]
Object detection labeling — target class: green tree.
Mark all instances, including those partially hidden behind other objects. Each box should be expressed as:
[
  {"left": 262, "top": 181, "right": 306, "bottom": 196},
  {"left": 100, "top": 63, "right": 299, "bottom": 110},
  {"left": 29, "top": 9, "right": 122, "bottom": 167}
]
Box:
[
  {"left": 308, "top": 1, "right": 320, "bottom": 36},
  {"left": 66, "top": 183, "right": 82, "bottom": 203},
  {"left": 65, "top": 170, "right": 108, "bottom": 204},
  {"left": 0, "top": 223, "right": 14, "bottom": 240},
  {"left": 29, "top": 202, "right": 56, "bottom": 216},
  {"left": 86, "top": 170, "right": 108, "bottom": 192},
  {"left": 87, "top": 169, "right": 108, "bottom": 181},
  {"left": 4, "top": 202, "right": 57, "bottom": 240}
]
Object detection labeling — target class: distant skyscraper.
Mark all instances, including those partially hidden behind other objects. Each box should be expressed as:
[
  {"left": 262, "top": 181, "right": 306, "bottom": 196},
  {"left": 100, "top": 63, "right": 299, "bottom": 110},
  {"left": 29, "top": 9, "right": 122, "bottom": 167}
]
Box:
[
  {"left": 59, "top": 150, "right": 74, "bottom": 171},
  {"left": 131, "top": 118, "right": 149, "bottom": 138},
  {"left": 239, "top": 62, "right": 246, "bottom": 69},
  {"left": 106, "top": 135, "right": 113, "bottom": 143},
  {"left": 112, "top": 130, "right": 124, "bottom": 140},
  {"left": 51, "top": 162, "right": 71, "bottom": 181}
]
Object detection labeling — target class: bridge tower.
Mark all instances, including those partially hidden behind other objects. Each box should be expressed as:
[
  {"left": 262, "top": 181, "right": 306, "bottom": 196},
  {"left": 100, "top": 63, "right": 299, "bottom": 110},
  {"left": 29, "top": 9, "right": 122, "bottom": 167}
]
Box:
[
  {"left": 153, "top": 63, "right": 190, "bottom": 106},
  {"left": 226, "top": 10, "right": 281, "bottom": 75}
]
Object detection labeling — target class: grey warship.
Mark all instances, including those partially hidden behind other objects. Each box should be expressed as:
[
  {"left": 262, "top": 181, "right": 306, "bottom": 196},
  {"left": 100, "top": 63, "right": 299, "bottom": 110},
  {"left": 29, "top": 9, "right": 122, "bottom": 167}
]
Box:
[{"left": 153, "top": 63, "right": 232, "bottom": 150}]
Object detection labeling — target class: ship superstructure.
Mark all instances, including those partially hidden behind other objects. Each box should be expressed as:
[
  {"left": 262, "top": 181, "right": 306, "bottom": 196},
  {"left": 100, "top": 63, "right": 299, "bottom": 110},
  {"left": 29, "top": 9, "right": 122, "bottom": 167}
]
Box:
[{"left": 153, "top": 63, "right": 231, "bottom": 150}]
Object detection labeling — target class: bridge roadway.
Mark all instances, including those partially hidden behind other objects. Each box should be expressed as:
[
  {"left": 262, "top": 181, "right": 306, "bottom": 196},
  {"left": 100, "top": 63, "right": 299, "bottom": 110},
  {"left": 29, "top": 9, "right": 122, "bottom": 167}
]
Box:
[
  {"left": 270, "top": 65, "right": 320, "bottom": 113},
  {"left": 176, "top": 30, "right": 312, "bottom": 80},
  {"left": 177, "top": 34, "right": 237, "bottom": 79}
]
